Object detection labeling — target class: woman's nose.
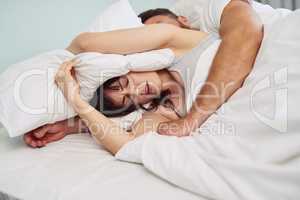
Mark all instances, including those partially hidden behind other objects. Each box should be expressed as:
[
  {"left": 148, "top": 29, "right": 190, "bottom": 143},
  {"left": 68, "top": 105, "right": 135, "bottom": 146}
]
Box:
[
  {"left": 121, "top": 87, "right": 138, "bottom": 103},
  {"left": 120, "top": 87, "right": 131, "bottom": 96}
]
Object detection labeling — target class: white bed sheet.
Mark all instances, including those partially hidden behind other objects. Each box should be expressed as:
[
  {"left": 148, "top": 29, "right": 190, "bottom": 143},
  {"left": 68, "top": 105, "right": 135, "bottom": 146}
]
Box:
[{"left": 0, "top": 128, "right": 201, "bottom": 200}]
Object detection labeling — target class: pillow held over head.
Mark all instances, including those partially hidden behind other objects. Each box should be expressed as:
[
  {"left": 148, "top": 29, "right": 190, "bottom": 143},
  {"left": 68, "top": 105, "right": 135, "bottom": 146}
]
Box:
[{"left": 0, "top": 0, "right": 175, "bottom": 137}]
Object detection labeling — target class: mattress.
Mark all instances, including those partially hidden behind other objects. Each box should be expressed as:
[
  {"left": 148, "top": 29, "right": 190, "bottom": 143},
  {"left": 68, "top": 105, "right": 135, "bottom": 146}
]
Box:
[{"left": 0, "top": 128, "right": 202, "bottom": 200}]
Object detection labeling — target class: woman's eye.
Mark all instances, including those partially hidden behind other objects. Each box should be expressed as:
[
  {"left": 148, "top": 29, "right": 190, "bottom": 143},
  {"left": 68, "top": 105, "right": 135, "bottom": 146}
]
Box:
[{"left": 108, "top": 82, "right": 121, "bottom": 90}]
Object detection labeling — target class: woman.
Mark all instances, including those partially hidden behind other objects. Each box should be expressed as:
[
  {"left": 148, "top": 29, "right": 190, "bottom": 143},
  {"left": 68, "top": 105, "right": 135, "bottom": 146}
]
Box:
[
  {"left": 24, "top": 66, "right": 187, "bottom": 149},
  {"left": 24, "top": 24, "right": 217, "bottom": 153}
]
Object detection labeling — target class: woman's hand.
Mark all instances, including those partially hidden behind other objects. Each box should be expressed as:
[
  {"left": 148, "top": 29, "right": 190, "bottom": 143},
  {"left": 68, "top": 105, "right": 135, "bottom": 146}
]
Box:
[{"left": 55, "top": 59, "right": 81, "bottom": 106}]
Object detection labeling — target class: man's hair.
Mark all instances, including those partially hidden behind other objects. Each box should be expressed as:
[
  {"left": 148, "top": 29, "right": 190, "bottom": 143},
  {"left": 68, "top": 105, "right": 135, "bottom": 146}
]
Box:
[{"left": 138, "top": 8, "right": 178, "bottom": 23}]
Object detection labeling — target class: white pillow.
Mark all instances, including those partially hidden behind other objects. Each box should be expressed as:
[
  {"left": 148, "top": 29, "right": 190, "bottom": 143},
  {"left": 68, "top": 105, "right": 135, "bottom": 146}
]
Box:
[
  {"left": 0, "top": 50, "right": 75, "bottom": 137},
  {"left": 0, "top": 50, "right": 128, "bottom": 137},
  {"left": 87, "top": 0, "right": 143, "bottom": 32},
  {"left": 171, "top": 0, "right": 208, "bottom": 30},
  {"left": 0, "top": 0, "right": 175, "bottom": 137},
  {"left": 76, "top": 49, "right": 175, "bottom": 102}
]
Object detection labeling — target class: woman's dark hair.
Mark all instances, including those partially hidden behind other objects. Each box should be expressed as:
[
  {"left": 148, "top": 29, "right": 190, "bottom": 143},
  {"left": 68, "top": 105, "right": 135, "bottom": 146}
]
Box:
[
  {"left": 95, "top": 77, "right": 136, "bottom": 118},
  {"left": 95, "top": 76, "right": 180, "bottom": 118},
  {"left": 138, "top": 8, "right": 178, "bottom": 23}
]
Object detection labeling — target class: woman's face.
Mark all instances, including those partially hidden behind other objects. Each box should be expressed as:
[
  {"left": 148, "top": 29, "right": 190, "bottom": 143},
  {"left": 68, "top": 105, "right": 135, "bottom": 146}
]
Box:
[{"left": 103, "top": 71, "right": 162, "bottom": 108}]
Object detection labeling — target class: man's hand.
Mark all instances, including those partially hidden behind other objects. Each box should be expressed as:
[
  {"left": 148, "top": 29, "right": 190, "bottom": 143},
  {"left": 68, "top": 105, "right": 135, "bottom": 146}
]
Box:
[
  {"left": 23, "top": 117, "right": 87, "bottom": 148},
  {"left": 158, "top": 0, "right": 263, "bottom": 136},
  {"left": 24, "top": 122, "right": 68, "bottom": 148}
]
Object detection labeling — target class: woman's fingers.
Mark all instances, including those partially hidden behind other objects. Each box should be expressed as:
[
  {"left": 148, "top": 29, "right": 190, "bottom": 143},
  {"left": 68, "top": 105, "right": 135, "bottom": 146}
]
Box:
[
  {"left": 63, "top": 59, "right": 80, "bottom": 70},
  {"left": 69, "top": 59, "right": 80, "bottom": 66},
  {"left": 70, "top": 58, "right": 80, "bottom": 65},
  {"left": 65, "top": 63, "right": 73, "bottom": 75},
  {"left": 55, "top": 69, "right": 67, "bottom": 84},
  {"left": 55, "top": 59, "right": 81, "bottom": 104},
  {"left": 65, "top": 59, "right": 80, "bottom": 76},
  {"left": 55, "top": 59, "right": 79, "bottom": 84}
]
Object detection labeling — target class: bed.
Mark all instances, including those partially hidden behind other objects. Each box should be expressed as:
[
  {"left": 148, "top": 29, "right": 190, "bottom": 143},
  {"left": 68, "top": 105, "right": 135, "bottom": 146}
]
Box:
[
  {"left": 0, "top": 127, "right": 202, "bottom": 200},
  {"left": 1, "top": 0, "right": 300, "bottom": 199}
]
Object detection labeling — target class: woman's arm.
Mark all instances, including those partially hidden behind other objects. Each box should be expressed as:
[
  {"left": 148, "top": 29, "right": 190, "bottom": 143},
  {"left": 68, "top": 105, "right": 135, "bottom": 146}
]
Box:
[
  {"left": 67, "top": 24, "right": 177, "bottom": 55},
  {"left": 73, "top": 98, "right": 135, "bottom": 155},
  {"left": 73, "top": 98, "right": 171, "bottom": 155}
]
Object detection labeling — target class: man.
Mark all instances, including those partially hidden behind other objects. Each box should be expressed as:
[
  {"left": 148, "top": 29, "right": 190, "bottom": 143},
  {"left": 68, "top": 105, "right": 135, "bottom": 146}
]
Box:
[
  {"left": 138, "top": 0, "right": 263, "bottom": 136},
  {"left": 24, "top": 0, "right": 263, "bottom": 146}
]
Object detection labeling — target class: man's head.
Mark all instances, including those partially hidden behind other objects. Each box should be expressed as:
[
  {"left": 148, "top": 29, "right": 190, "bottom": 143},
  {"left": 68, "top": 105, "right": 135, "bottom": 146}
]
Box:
[{"left": 138, "top": 8, "right": 191, "bottom": 29}]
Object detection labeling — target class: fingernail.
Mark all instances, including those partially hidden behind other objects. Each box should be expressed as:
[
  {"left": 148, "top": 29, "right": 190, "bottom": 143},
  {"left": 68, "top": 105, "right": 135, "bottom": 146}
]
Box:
[
  {"left": 74, "top": 59, "right": 81, "bottom": 64},
  {"left": 72, "top": 58, "right": 80, "bottom": 63},
  {"left": 31, "top": 142, "right": 37, "bottom": 148}
]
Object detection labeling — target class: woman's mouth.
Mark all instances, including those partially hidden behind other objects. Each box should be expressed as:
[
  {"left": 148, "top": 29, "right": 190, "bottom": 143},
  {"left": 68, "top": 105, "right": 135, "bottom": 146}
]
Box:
[
  {"left": 142, "top": 81, "right": 154, "bottom": 95},
  {"left": 146, "top": 82, "right": 150, "bottom": 95}
]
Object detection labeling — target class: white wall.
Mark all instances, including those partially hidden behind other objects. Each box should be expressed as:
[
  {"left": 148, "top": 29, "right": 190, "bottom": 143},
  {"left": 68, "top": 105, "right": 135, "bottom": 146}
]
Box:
[{"left": 0, "top": 0, "right": 175, "bottom": 73}]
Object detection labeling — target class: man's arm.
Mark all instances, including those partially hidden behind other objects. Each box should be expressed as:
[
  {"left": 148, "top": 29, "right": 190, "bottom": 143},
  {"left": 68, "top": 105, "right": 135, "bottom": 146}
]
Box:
[
  {"left": 158, "top": 0, "right": 264, "bottom": 136},
  {"left": 67, "top": 24, "right": 177, "bottom": 55},
  {"left": 24, "top": 117, "right": 89, "bottom": 148}
]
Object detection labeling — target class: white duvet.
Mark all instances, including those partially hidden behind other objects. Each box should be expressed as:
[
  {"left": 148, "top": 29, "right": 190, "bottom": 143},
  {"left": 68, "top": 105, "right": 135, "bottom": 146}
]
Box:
[{"left": 116, "top": 10, "right": 300, "bottom": 200}]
